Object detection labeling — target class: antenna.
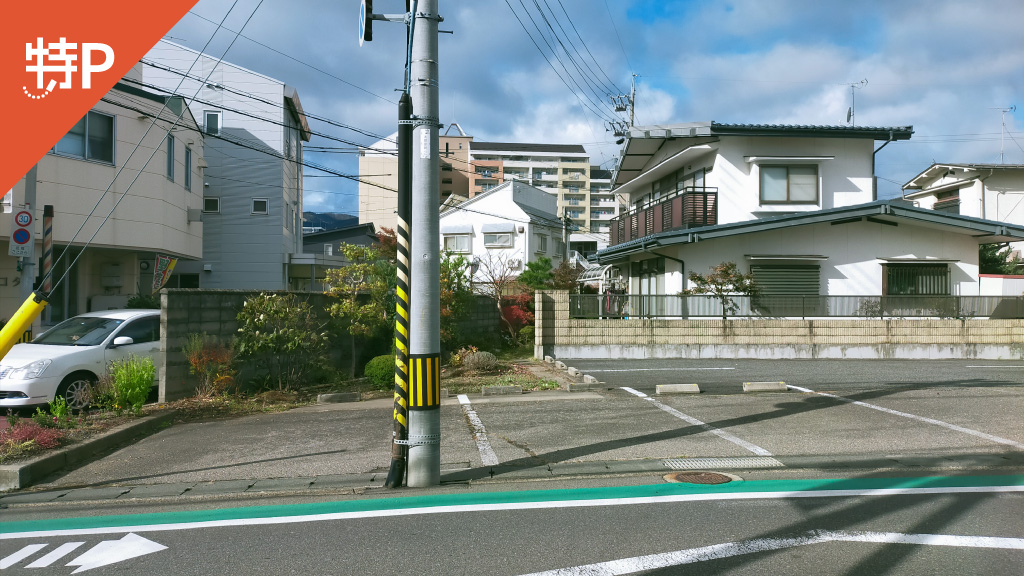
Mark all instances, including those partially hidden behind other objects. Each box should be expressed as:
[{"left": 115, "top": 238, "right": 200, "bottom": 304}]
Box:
[
  {"left": 991, "top": 105, "right": 1017, "bottom": 164},
  {"left": 844, "top": 78, "right": 868, "bottom": 126}
]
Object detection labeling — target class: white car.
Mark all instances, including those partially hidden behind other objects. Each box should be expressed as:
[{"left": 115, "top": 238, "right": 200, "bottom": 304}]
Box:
[{"left": 0, "top": 309, "right": 161, "bottom": 410}]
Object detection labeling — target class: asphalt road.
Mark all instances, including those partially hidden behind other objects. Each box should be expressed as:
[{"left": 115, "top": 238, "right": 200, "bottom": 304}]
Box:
[
  {"left": 2, "top": 478, "right": 1023, "bottom": 575},
  {"left": 563, "top": 358, "right": 1024, "bottom": 395}
]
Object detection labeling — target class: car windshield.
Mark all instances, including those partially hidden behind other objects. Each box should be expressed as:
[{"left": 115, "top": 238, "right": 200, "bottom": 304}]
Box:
[{"left": 33, "top": 317, "right": 124, "bottom": 346}]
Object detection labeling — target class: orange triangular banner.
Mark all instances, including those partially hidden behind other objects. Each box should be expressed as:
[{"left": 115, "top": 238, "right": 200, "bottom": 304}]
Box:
[{"left": 0, "top": 0, "right": 200, "bottom": 193}]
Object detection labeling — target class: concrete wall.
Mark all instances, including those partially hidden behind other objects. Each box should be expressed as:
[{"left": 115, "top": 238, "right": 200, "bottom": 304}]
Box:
[
  {"left": 159, "top": 289, "right": 354, "bottom": 401},
  {"left": 535, "top": 290, "right": 1024, "bottom": 360}
]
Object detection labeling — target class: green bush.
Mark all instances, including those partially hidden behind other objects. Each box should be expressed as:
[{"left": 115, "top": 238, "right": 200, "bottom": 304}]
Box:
[
  {"left": 464, "top": 350, "right": 497, "bottom": 371},
  {"left": 364, "top": 355, "right": 395, "bottom": 390},
  {"left": 235, "top": 293, "right": 330, "bottom": 390},
  {"left": 519, "top": 325, "right": 535, "bottom": 344},
  {"left": 107, "top": 355, "right": 154, "bottom": 415}
]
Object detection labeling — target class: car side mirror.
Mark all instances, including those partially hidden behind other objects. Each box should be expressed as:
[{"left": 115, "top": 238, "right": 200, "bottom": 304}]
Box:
[{"left": 112, "top": 336, "right": 135, "bottom": 347}]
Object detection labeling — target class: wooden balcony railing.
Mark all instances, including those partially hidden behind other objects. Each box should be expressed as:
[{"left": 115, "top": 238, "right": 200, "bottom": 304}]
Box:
[{"left": 609, "top": 188, "right": 717, "bottom": 246}]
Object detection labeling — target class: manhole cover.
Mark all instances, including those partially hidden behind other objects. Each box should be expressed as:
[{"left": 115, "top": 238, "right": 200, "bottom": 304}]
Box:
[{"left": 664, "top": 471, "right": 733, "bottom": 484}]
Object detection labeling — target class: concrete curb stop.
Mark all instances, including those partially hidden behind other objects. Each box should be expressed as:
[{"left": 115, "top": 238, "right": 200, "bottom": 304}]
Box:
[
  {"left": 743, "top": 381, "right": 788, "bottom": 392},
  {"left": 544, "top": 356, "right": 554, "bottom": 363},
  {"left": 554, "top": 361, "right": 567, "bottom": 370},
  {"left": 582, "top": 374, "right": 598, "bottom": 384},
  {"left": 317, "top": 392, "right": 361, "bottom": 404},
  {"left": 657, "top": 384, "right": 701, "bottom": 394},
  {"left": 567, "top": 367, "right": 581, "bottom": 378},
  {"left": 482, "top": 385, "right": 522, "bottom": 396},
  {"left": 0, "top": 410, "right": 178, "bottom": 492}
]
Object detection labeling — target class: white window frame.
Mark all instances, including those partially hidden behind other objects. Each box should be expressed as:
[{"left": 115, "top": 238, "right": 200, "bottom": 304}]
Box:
[
  {"left": 483, "top": 232, "right": 512, "bottom": 248},
  {"left": 202, "top": 197, "right": 220, "bottom": 213},
  {"left": 184, "top": 146, "right": 192, "bottom": 191},
  {"left": 443, "top": 234, "right": 471, "bottom": 253},
  {"left": 166, "top": 134, "right": 175, "bottom": 181},
  {"left": 534, "top": 233, "right": 548, "bottom": 254},
  {"left": 251, "top": 198, "right": 269, "bottom": 215},
  {"left": 204, "top": 111, "right": 222, "bottom": 136}
]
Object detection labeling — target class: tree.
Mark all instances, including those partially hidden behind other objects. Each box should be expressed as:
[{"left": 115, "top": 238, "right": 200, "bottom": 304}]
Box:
[
  {"left": 234, "top": 293, "right": 329, "bottom": 390},
  {"left": 551, "top": 259, "right": 583, "bottom": 291},
  {"left": 326, "top": 244, "right": 394, "bottom": 376},
  {"left": 474, "top": 251, "right": 529, "bottom": 342},
  {"left": 682, "top": 261, "right": 760, "bottom": 320},
  {"left": 518, "top": 256, "right": 553, "bottom": 291},
  {"left": 439, "top": 250, "right": 475, "bottom": 349},
  {"left": 979, "top": 243, "right": 1021, "bottom": 275}
]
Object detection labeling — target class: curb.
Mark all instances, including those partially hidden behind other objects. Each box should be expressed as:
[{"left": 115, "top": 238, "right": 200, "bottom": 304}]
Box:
[{"left": 0, "top": 410, "right": 177, "bottom": 492}]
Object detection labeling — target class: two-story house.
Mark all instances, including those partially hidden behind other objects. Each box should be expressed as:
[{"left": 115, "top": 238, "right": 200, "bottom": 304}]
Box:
[
  {"left": 596, "top": 122, "right": 1024, "bottom": 308},
  {"left": 439, "top": 180, "right": 564, "bottom": 287}
]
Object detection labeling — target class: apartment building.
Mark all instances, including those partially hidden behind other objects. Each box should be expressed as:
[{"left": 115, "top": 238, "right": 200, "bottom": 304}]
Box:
[
  {"left": 2, "top": 72, "right": 204, "bottom": 323},
  {"left": 141, "top": 41, "right": 319, "bottom": 290}
]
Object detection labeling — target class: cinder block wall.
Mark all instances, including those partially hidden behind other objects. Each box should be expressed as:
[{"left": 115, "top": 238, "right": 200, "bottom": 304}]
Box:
[
  {"left": 159, "top": 289, "right": 348, "bottom": 401},
  {"left": 535, "top": 290, "right": 1024, "bottom": 360}
]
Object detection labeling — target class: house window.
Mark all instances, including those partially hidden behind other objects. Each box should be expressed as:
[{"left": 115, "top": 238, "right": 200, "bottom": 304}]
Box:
[
  {"left": 203, "top": 197, "right": 220, "bottom": 213},
  {"left": 204, "top": 111, "right": 221, "bottom": 136},
  {"left": 251, "top": 198, "right": 269, "bottom": 215},
  {"left": 184, "top": 147, "right": 192, "bottom": 191},
  {"left": 751, "top": 264, "right": 822, "bottom": 316},
  {"left": 534, "top": 233, "right": 548, "bottom": 254},
  {"left": 933, "top": 190, "right": 960, "bottom": 214},
  {"left": 443, "top": 234, "right": 471, "bottom": 253},
  {"left": 484, "top": 233, "right": 512, "bottom": 247},
  {"left": 885, "top": 264, "right": 950, "bottom": 296},
  {"left": 760, "top": 165, "right": 818, "bottom": 204},
  {"left": 166, "top": 134, "right": 175, "bottom": 181},
  {"left": 54, "top": 111, "right": 114, "bottom": 163}
]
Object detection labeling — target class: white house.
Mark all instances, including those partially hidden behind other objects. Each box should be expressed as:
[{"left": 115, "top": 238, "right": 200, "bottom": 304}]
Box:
[
  {"left": 439, "top": 180, "right": 564, "bottom": 285},
  {"left": 902, "top": 163, "right": 1024, "bottom": 259},
  {"left": 596, "top": 122, "right": 1024, "bottom": 310}
]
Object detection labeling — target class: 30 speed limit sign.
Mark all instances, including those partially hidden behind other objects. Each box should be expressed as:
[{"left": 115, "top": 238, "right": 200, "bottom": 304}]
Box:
[{"left": 9, "top": 209, "right": 35, "bottom": 257}]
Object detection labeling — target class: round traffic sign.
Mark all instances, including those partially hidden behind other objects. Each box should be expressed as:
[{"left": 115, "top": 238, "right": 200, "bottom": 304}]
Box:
[
  {"left": 358, "top": 0, "right": 366, "bottom": 47},
  {"left": 12, "top": 228, "right": 30, "bottom": 244},
  {"left": 15, "top": 210, "right": 32, "bottom": 227}
]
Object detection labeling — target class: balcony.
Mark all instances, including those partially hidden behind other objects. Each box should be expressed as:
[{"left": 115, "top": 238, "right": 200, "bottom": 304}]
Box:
[{"left": 609, "top": 187, "right": 718, "bottom": 246}]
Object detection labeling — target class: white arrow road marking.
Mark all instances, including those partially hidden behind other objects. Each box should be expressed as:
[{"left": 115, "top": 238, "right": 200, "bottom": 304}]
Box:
[
  {"left": 786, "top": 385, "right": 1024, "bottom": 450},
  {"left": 1, "top": 544, "right": 47, "bottom": 569},
  {"left": 518, "top": 530, "right": 1024, "bottom": 575},
  {"left": 26, "top": 542, "right": 84, "bottom": 568},
  {"left": 66, "top": 533, "right": 167, "bottom": 573},
  {"left": 458, "top": 394, "right": 500, "bottom": 466},
  {"left": 621, "top": 387, "right": 773, "bottom": 456}
]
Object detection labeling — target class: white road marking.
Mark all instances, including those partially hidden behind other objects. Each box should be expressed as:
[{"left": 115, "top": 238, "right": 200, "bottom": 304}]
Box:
[
  {"left": 1, "top": 544, "right": 46, "bottom": 569},
  {"left": 458, "top": 394, "right": 500, "bottom": 466},
  {"left": 621, "top": 386, "right": 773, "bottom": 456},
  {"left": 66, "top": 533, "right": 167, "bottom": 573},
  {"left": 517, "top": 530, "right": 1024, "bottom": 575},
  {"left": 26, "top": 541, "right": 84, "bottom": 567},
  {"left": 965, "top": 366, "right": 1024, "bottom": 368},
  {"left": 582, "top": 367, "right": 735, "bottom": 372},
  {"left": 4, "top": 485, "right": 1024, "bottom": 539},
  {"left": 786, "top": 385, "right": 1024, "bottom": 450}
]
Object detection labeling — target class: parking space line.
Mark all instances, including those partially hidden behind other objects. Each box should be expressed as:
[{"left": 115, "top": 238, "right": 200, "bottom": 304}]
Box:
[
  {"left": 457, "top": 395, "right": 500, "bottom": 466},
  {"left": 786, "top": 385, "right": 1024, "bottom": 450},
  {"left": 620, "top": 387, "right": 773, "bottom": 456}
]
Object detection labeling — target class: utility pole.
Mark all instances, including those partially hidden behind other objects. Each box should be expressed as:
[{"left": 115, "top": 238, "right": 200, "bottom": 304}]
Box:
[{"left": 406, "top": 0, "right": 442, "bottom": 487}]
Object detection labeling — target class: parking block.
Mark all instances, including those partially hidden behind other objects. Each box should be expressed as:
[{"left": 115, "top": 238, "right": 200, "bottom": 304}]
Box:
[
  {"left": 656, "top": 384, "right": 701, "bottom": 394},
  {"left": 743, "top": 381, "right": 788, "bottom": 392}
]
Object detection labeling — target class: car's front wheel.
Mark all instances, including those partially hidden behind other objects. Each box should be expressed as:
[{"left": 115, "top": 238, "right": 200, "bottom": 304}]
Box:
[{"left": 57, "top": 372, "right": 96, "bottom": 411}]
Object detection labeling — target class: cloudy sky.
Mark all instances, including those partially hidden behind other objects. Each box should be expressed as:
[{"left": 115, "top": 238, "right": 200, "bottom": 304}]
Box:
[{"left": 163, "top": 0, "right": 1024, "bottom": 214}]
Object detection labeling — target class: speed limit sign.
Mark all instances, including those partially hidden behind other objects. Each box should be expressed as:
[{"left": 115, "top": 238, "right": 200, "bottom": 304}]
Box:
[
  {"left": 9, "top": 209, "right": 34, "bottom": 257},
  {"left": 15, "top": 211, "right": 32, "bottom": 227}
]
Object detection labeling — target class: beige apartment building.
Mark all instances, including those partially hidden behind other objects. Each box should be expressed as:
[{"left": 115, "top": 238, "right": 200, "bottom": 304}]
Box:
[{"left": 2, "top": 70, "right": 204, "bottom": 325}]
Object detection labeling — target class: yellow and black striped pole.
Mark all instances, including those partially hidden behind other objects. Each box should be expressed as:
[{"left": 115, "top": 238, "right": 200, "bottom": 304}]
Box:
[{"left": 384, "top": 92, "right": 414, "bottom": 489}]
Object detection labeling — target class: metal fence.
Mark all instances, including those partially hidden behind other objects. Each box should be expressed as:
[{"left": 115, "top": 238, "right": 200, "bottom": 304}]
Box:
[{"left": 570, "top": 294, "right": 1024, "bottom": 319}]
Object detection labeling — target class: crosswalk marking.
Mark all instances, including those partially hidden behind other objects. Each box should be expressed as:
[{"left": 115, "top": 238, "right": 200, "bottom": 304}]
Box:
[
  {"left": 26, "top": 542, "right": 85, "bottom": 568},
  {"left": 1, "top": 544, "right": 47, "bottom": 569}
]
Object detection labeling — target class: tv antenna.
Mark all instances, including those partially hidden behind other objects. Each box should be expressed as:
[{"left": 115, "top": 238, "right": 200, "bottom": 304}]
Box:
[
  {"left": 845, "top": 78, "right": 868, "bottom": 126},
  {"left": 991, "top": 105, "right": 1016, "bottom": 164}
]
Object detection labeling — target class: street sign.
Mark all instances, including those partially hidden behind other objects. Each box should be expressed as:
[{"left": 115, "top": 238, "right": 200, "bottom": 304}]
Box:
[
  {"left": 358, "top": 0, "right": 370, "bottom": 46},
  {"left": 9, "top": 208, "right": 34, "bottom": 258}
]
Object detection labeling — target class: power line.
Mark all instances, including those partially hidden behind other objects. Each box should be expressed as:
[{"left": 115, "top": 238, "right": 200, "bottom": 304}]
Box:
[
  {"left": 183, "top": 10, "right": 396, "bottom": 105},
  {"left": 602, "top": 0, "right": 634, "bottom": 75},
  {"left": 554, "top": 0, "right": 623, "bottom": 95}
]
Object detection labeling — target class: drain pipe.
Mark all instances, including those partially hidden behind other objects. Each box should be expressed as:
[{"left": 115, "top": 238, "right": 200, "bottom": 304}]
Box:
[
  {"left": 873, "top": 130, "right": 894, "bottom": 201},
  {"left": 980, "top": 168, "right": 995, "bottom": 219}
]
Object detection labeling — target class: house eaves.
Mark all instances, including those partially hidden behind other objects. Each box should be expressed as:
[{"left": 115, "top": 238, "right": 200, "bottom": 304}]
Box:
[
  {"left": 595, "top": 200, "right": 1024, "bottom": 263},
  {"left": 284, "top": 85, "right": 311, "bottom": 142},
  {"left": 903, "top": 162, "right": 1024, "bottom": 191}
]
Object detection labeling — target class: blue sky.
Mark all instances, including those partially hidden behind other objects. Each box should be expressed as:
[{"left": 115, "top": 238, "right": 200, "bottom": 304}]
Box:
[{"left": 164, "top": 0, "right": 1024, "bottom": 215}]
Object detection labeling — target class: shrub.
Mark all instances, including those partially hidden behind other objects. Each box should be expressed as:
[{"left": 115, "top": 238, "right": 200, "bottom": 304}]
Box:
[
  {"left": 519, "top": 325, "right": 535, "bottom": 344},
  {"left": 126, "top": 293, "right": 161, "bottom": 309},
  {"left": 447, "top": 346, "right": 478, "bottom": 367},
  {"left": 1, "top": 421, "right": 65, "bottom": 451},
  {"left": 107, "top": 355, "right": 155, "bottom": 415},
  {"left": 235, "top": 293, "right": 330, "bottom": 390},
  {"left": 464, "top": 350, "right": 497, "bottom": 371},
  {"left": 183, "top": 333, "right": 236, "bottom": 397},
  {"left": 364, "top": 355, "right": 395, "bottom": 390}
]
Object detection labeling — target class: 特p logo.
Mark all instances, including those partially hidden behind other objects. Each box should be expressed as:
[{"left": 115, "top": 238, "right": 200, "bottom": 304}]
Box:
[{"left": 23, "top": 37, "right": 114, "bottom": 100}]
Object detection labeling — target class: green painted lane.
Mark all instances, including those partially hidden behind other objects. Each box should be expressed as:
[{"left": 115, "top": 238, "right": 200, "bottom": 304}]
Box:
[{"left": 3, "top": 475, "right": 1022, "bottom": 536}]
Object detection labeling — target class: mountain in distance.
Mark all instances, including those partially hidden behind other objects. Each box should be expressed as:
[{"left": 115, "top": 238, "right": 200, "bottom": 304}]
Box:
[{"left": 302, "top": 212, "right": 359, "bottom": 232}]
